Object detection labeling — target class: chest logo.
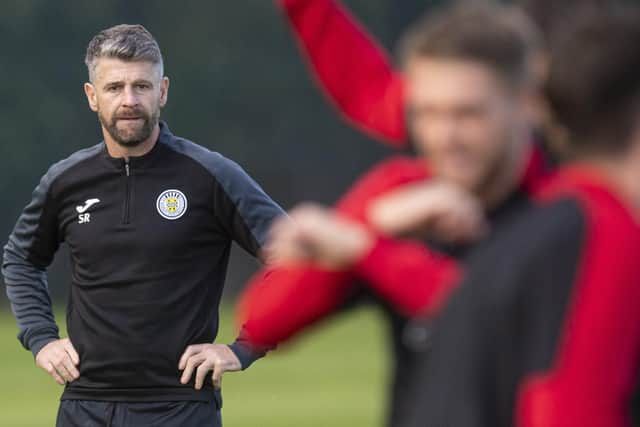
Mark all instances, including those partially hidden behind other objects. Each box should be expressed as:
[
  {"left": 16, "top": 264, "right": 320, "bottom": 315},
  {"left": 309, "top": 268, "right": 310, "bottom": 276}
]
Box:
[
  {"left": 76, "top": 198, "right": 100, "bottom": 224},
  {"left": 156, "top": 189, "right": 188, "bottom": 220}
]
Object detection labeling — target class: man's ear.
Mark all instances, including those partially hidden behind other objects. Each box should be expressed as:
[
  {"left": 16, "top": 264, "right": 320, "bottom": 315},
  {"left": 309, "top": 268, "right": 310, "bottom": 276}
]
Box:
[
  {"left": 84, "top": 82, "right": 98, "bottom": 112},
  {"left": 160, "top": 76, "right": 170, "bottom": 108}
]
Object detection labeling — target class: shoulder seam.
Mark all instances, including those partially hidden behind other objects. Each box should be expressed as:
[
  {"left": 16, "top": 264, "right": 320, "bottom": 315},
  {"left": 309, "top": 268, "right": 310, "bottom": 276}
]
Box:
[{"left": 45, "top": 143, "right": 104, "bottom": 195}]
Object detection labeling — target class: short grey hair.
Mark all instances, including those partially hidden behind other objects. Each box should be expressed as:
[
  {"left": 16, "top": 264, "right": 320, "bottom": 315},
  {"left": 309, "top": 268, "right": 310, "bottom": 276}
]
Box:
[{"left": 85, "top": 24, "right": 164, "bottom": 82}]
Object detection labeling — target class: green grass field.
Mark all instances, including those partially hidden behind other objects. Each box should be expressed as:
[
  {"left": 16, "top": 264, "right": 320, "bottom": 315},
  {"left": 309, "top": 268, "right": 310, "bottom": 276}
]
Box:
[{"left": 0, "top": 304, "right": 388, "bottom": 426}]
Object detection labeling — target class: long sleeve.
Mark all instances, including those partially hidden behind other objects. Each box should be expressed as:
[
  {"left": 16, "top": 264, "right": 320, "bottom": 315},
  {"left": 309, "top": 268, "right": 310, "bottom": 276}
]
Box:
[
  {"left": 2, "top": 167, "right": 62, "bottom": 358},
  {"left": 236, "top": 156, "right": 429, "bottom": 348},
  {"left": 236, "top": 265, "right": 353, "bottom": 349},
  {"left": 352, "top": 237, "right": 462, "bottom": 317},
  {"left": 345, "top": 144, "right": 550, "bottom": 319},
  {"left": 202, "top": 154, "right": 286, "bottom": 367},
  {"left": 515, "top": 197, "right": 640, "bottom": 427},
  {"left": 410, "top": 179, "right": 640, "bottom": 427},
  {"left": 208, "top": 153, "right": 286, "bottom": 256},
  {"left": 277, "top": 0, "right": 407, "bottom": 145}
]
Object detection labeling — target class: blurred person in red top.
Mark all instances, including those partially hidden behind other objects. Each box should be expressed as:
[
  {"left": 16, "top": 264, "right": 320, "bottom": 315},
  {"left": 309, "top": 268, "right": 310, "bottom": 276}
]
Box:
[
  {"left": 406, "top": 8, "right": 640, "bottom": 425},
  {"left": 254, "top": 7, "right": 640, "bottom": 426},
  {"left": 235, "top": 3, "right": 552, "bottom": 426}
]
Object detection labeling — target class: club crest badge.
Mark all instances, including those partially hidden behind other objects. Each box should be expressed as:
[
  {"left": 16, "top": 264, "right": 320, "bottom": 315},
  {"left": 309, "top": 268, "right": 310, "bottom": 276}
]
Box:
[{"left": 156, "top": 189, "right": 188, "bottom": 220}]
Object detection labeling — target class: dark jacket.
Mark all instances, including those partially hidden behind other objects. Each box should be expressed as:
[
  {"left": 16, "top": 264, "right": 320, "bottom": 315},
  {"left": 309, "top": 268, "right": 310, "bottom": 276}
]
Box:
[{"left": 2, "top": 122, "right": 284, "bottom": 402}]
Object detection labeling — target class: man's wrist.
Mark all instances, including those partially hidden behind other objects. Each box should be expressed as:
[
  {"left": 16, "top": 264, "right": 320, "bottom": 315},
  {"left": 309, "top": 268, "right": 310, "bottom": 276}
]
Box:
[
  {"left": 30, "top": 335, "right": 60, "bottom": 359},
  {"left": 335, "top": 221, "right": 375, "bottom": 269},
  {"left": 227, "top": 341, "right": 266, "bottom": 370}
]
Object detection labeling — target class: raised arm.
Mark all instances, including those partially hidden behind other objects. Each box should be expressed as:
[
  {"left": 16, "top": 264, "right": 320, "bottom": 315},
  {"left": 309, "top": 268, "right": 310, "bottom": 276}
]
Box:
[{"left": 277, "top": 0, "right": 407, "bottom": 145}]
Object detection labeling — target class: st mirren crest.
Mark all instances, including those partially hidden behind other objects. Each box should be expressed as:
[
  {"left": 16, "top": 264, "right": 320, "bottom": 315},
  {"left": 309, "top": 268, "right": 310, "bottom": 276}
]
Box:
[{"left": 156, "top": 189, "right": 188, "bottom": 220}]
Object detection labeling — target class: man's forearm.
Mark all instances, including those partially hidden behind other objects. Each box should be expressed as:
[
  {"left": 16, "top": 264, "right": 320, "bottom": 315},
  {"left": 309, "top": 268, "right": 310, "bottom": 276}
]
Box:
[
  {"left": 352, "top": 236, "right": 462, "bottom": 317},
  {"left": 237, "top": 264, "right": 354, "bottom": 348},
  {"left": 3, "top": 244, "right": 59, "bottom": 357}
]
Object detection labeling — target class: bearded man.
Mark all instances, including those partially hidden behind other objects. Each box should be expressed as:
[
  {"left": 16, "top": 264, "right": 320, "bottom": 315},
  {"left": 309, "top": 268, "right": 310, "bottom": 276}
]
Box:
[{"left": 2, "top": 24, "right": 284, "bottom": 427}]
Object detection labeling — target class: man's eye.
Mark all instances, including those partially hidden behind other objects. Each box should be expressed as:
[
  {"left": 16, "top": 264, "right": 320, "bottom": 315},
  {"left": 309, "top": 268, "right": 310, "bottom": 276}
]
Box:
[
  {"left": 106, "top": 86, "right": 119, "bottom": 92},
  {"left": 136, "top": 84, "right": 150, "bottom": 90}
]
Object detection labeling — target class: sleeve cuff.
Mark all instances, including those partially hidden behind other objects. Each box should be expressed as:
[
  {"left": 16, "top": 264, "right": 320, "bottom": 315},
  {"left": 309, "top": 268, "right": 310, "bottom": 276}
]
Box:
[
  {"left": 28, "top": 332, "right": 60, "bottom": 359},
  {"left": 228, "top": 341, "right": 268, "bottom": 370}
]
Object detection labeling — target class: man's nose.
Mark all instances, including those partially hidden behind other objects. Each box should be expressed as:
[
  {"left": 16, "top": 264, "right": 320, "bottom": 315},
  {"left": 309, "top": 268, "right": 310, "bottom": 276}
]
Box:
[
  {"left": 121, "top": 86, "right": 139, "bottom": 108},
  {"left": 432, "top": 117, "right": 461, "bottom": 147}
]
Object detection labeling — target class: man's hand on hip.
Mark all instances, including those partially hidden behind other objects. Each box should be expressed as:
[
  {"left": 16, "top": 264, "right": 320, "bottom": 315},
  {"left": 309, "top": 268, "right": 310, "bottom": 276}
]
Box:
[
  {"left": 179, "top": 344, "right": 241, "bottom": 390},
  {"left": 35, "top": 338, "right": 80, "bottom": 385}
]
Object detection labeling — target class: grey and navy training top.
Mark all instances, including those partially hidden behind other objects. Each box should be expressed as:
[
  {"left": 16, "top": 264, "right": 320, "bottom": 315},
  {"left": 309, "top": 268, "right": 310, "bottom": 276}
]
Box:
[{"left": 2, "top": 121, "right": 285, "bottom": 403}]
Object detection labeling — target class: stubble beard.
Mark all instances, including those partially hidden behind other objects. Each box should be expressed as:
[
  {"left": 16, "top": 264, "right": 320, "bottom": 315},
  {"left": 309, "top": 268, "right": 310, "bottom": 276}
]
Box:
[{"left": 99, "top": 106, "right": 160, "bottom": 148}]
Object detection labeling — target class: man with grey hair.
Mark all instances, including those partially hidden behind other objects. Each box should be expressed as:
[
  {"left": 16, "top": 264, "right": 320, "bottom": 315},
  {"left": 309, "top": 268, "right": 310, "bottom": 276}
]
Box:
[{"left": 3, "top": 24, "right": 284, "bottom": 426}]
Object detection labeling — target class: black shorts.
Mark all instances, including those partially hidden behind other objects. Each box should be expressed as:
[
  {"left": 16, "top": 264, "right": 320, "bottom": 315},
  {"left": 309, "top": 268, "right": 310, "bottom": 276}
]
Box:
[{"left": 55, "top": 400, "right": 221, "bottom": 427}]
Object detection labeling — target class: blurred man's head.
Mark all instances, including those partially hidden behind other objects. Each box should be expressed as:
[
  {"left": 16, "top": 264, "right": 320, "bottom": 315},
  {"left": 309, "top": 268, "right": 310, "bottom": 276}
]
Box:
[
  {"left": 83, "top": 24, "right": 169, "bottom": 148},
  {"left": 399, "top": 3, "right": 541, "bottom": 198},
  {"left": 545, "top": 8, "right": 640, "bottom": 158}
]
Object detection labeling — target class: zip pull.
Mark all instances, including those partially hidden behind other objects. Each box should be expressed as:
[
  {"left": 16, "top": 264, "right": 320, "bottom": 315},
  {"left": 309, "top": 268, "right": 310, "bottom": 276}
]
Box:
[{"left": 124, "top": 158, "right": 130, "bottom": 177}]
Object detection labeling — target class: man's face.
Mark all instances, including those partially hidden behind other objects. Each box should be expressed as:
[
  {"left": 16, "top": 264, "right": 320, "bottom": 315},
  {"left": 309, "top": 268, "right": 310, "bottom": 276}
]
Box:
[
  {"left": 84, "top": 58, "right": 169, "bottom": 147},
  {"left": 405, "top": 58, "right": 525, "bottom": 193}
]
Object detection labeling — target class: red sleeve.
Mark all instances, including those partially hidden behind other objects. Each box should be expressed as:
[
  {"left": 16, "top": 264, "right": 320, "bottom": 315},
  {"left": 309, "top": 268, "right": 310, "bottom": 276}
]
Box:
[
  {"left": 352, "top": 236, "right": 462, "bottom": 317},
  {"left": 237, "top": 265, "right": 353, "bottom": 348},
  {"left": 517, "top": 175, "right": 640, "bottom": 427},
  {"left": 277, "top": 0, "right": 407, "bottom": 145},
  {"left": 349, "top": 144, "right": 549, "bottom": 319},
  {"left": 335, "top": 156, "right": 428, "bottom": 222},
  {"left": 337, "top": 157, "right": 463, "bottom": 318},
  {"left": 237, "top": 157, "right": 428, "bottom": 347}
]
